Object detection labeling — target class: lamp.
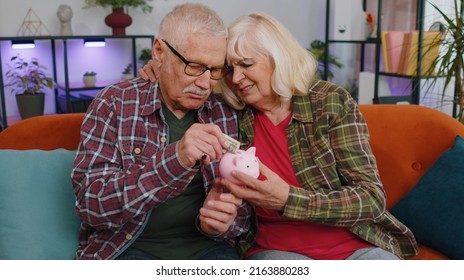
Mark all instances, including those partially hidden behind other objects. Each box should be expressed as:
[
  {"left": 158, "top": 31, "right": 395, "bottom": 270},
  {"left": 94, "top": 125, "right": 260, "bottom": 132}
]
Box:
[
  {"left": 11, "top": 40, "right": 35, "bottom": 49},
  {"left": 84, "top": 38, "right": 106, "bottom": 47}
]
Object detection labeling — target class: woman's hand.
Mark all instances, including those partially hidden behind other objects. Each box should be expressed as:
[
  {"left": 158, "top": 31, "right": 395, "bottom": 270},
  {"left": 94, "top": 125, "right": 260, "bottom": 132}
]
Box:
[
  {"left": 138, "top": 59, "right": 158, "bottom": 83},
  {"left": 221, "top": 160, "right": 290, "bottom": 210}
]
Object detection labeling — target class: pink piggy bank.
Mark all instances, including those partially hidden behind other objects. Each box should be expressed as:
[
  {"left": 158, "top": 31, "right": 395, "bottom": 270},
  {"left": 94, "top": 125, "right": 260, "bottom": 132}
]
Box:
[{"left": 219, "top": 147, "right": 260, "bottom": 185}]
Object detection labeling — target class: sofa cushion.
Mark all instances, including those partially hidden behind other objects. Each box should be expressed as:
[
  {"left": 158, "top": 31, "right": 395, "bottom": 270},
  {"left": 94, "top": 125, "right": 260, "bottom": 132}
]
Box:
[
  {"left": 390, "top": 135, "right": 464, "bottom": 260},
  {"left": 0, "top": 149, "right": 80, "bottom": 260}
]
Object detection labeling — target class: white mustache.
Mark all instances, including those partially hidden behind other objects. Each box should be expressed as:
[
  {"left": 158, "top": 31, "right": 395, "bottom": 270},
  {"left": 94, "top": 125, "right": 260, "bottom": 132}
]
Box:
[{"left": 183, "top": 86, "right": 210, "bottom": 96}]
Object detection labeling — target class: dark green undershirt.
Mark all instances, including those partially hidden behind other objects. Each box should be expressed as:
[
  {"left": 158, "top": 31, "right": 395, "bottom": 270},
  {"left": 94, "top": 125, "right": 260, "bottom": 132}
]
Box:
[{"left": 130, "top": 102, "right": 216, "bottom": 259}]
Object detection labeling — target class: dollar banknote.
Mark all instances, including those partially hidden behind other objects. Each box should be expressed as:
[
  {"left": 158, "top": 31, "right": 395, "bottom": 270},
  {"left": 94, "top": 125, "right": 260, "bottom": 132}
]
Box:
[{"left": 223, "top": 134, "right": 240, "bottom": 154}]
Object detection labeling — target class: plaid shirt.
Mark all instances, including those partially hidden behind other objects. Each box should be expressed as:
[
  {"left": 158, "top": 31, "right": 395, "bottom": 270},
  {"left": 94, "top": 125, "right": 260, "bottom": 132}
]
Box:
[
  {"left": 71, "top": 77, "right": 251, "bottom": 260},
  {"left": 236, "top": 80, "right": 418, "bottom": 259}
]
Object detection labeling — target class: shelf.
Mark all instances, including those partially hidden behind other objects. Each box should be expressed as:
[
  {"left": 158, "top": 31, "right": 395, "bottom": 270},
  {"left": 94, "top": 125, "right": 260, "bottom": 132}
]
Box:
[
  {"left": 377, "top": 72, "right": 447, "bottom": 79},
  {"left": 328, "top": 38, "right": 379, "bottom": 44},
  {"left": 57, "top": 80, "right": 120, "bottom": 91},
  {"left": 324, "top": 0, "right": 436, "bottom": 106},
  {"left": 324, "top": 0, "right": 383, "bottom": 98},
  {"left": 374, "top": 96, "right": 413, "bottom": 104},
  {"left": 0, "top": 35, "right": 154, "bottom": 129},
  {"left": 0, "top": 35, "right": 154, "bottom": 41}
]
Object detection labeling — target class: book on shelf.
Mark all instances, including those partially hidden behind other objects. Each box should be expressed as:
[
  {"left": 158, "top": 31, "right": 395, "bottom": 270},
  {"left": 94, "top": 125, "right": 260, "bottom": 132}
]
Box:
[
  {"left": 381, "top": 31, "right": 408, "bottom": 73},
  {"left": 386, "top": 31, "right": 407, "bottom": 74},
  {"left": 397, "top": 32, "right": 412, "bottom": 75},
  {"left": 381, "top": 32, "right": 391, "bottom": 72},
  {"left": 398, "top": 31, "right": 442, "bottom": 76}
]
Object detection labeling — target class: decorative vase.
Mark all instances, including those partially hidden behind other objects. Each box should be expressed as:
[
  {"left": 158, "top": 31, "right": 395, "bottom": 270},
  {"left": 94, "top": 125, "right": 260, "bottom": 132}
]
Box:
[
  {"left": 83, "top": 75, "right": 96, "bottom": 87},
  {"left": 122, "top": 73, "right": 134, "bottom": 80},
  {"left": 16, "top": 93, "right": 45, "bottom": 120},
  {"left": 104, "top": 7, "right": 132, "bottom": 36}
]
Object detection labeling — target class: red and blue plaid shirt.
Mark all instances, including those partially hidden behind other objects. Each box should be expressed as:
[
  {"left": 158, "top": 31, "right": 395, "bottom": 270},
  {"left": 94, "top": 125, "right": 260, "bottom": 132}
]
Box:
[{"left": 71, "top": 78, "right": 251, "bottom": 259}]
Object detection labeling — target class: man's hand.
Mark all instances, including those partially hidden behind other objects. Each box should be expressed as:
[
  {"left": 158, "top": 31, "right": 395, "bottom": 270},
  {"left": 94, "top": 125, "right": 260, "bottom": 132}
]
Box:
[
  {"left": 199, "top": 180, "right": 243, "bottom": 235},
  {"left": 177, "top": 123, "right": 230, "bottom": 167}
]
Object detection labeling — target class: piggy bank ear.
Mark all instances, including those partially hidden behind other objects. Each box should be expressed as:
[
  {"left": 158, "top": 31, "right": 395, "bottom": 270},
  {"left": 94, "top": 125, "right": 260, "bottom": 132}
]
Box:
[
  {"left": 232, "top": 155, "right": 240, "bottom": 166},
  {"left": 235, "top": 154, "right": 250, "bottom": 166},
  {"left": 246, "top": 147, "right": 256, "bottom": 156}
]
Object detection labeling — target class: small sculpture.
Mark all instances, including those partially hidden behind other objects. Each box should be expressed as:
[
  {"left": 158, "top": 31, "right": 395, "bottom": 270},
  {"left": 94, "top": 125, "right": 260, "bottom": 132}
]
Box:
[
  {"left": 219, "top": 147, "right": 260, "bottom": 185},
  {"left": 17, "top": 8, "right": 51, "bottom": 36},
  {"left": 57, "top": 4, "right": 73, "bottom": 36}
]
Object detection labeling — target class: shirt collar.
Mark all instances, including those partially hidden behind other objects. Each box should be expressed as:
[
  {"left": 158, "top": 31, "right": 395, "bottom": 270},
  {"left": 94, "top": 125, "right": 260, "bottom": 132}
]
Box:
[
  {"left": 291, "top": 80, "right": 324, "bottom": 123},
  {"left": 291, "top": 95, "right": 314, "bottom": 123}
]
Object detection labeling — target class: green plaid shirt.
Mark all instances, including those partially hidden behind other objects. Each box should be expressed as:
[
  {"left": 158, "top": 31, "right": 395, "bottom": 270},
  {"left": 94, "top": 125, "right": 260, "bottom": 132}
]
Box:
[{"left": 236, "top": 80, "right": 418, "bottom": 259}]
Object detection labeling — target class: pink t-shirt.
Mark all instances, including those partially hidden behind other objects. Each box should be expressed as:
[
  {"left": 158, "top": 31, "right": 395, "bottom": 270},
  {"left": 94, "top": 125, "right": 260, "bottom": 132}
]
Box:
[{"left": 245, "top": 110, "right": 371, "bottom": 260}]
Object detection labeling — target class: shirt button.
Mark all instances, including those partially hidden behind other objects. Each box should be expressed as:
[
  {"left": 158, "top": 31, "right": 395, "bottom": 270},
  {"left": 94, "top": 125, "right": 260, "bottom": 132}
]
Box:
[
  {"left": 126, "top": 234, "right": 133, "bottom": 240},
  {"left": 160, "top": 137, "right": 167, "bottom": 143},
  {"left": 134, "top": 148, "right": 141, "bottom": 154}
]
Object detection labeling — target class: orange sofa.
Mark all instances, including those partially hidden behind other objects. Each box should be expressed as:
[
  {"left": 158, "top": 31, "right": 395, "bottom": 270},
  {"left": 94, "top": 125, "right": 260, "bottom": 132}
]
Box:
[{"left": 0, "top": 104, "right": 463, "bottom": 260}]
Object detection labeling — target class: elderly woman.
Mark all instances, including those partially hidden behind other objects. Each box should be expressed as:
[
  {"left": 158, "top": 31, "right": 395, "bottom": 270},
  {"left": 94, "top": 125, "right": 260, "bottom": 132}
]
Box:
[{"left": 218, "top": 12, "right": 417, "bottom": 260}]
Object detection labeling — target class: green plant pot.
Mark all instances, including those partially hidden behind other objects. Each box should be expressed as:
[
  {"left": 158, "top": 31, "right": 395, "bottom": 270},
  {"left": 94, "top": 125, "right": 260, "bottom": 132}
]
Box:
[{"left": 15, "top": 93, "right": 45, "bottom": 120}]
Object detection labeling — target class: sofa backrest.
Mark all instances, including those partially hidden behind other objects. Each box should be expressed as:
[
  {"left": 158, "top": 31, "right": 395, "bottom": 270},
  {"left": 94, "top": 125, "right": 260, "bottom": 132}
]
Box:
[
  {"left": 359, "top": 104, "right": 464, "bottom": 208},
  {"left": 1, "top": 105, "right": 464, "bottom": 209},
  {"left": 0, "top": 113, "right": 85, "bottom": 150}
]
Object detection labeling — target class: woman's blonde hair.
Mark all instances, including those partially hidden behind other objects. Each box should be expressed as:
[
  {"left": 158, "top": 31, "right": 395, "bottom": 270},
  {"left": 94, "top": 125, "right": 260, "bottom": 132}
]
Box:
[{"left": 221, "top": 12, "right": 317, "bottom": 110}]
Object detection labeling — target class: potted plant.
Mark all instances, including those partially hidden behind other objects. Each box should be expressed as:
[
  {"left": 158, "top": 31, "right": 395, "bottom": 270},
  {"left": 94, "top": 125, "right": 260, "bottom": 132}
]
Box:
[
  {"left": 84, "top": 0, "right": 153, "bottom": 35},
  {"left": 121, "top": 63, "right": 134, "bottom": 80},
  {"left": 139, "top": 47, "right": 151, "bottom": 65},
  {"left": 307, "top": 40, "right": 343, "bottom": 81},
  {"left": 4, "top": 55, "right": 55, "bottom": 119},
  {"left": 83, "top": 71, "right": 97, "bottom": 87},
  {"left": 423, "top": 0, "right": 464, "bottom": 123},
  {"left": 84, "top": 0, "right": 153, "bottom": 13}
]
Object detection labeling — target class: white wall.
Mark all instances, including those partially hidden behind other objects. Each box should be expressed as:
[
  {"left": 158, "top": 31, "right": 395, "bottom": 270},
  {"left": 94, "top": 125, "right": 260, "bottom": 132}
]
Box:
[
  {"left": 0, "top": 0, "right": 326, "bottom": 120},
  {"left": 0, "top": 0, "right": 325, "bottom": 49}
]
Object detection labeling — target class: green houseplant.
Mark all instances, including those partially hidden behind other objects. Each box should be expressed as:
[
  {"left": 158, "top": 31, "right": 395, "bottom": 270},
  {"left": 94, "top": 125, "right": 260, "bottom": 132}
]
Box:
[
  {"left": 122, "top": 63, "right": 132, "bottom": 74},
  {"left": 307, "top": 40, "right": 343, "bottom": 81},
  {"left": 138, "top": 47, "right": 151, "bottom": 65},
  {"left": 4, "top": 55, "right": 55, "bottom": 119},
  {"left": 121, "top": 63, "right": 134, "bottom": 80},
  {"left": 84, "top": 0, "right": 153, "bottom": 13},
  {"left": 423, "top": 0, "right": 464, "bottom": 122}
]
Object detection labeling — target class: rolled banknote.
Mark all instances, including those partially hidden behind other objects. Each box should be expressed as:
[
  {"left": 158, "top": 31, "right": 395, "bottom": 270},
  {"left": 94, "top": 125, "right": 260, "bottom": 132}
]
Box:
[{"left": 223, "top": 134, "right": 240, "bottom": 154}]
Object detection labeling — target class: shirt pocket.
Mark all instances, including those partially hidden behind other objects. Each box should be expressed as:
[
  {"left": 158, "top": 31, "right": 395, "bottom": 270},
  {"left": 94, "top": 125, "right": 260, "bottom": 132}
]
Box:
[
  {"left": 310, "top": 137, "right": 340, "bottom": 189},
  {"left": 313, "top": 148, "right": 336, "bottom": 169},
  {"left": 120, "top": 139, "right": 158, "bottom": 166},
  {"left": 311, "top": 137, "right": 336, "bottom": 169}
]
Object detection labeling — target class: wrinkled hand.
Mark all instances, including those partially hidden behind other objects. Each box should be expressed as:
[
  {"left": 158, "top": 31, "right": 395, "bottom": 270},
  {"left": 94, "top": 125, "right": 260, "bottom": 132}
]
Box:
[
  {"left": 222, "top": 160, "right": 290, "bottom": 210},
  {"left": 138, "top": 59, "right": 158, "bottom": 83},
  {"left": 177, "top": 123, "right": 230, "bottom": 167},
  {"left": 199, "top": 180, "right": 243, "bottom": 235}
]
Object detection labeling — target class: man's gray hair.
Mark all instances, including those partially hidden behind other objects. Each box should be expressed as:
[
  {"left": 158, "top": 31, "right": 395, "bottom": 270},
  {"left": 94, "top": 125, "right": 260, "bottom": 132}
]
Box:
[{"left": 159, "top": 3, "right": 227, "bottom": 47}]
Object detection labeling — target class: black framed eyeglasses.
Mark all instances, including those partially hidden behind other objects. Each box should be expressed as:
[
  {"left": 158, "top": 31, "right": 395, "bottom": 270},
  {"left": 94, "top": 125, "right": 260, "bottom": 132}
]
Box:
[{"left": 162, "top": 39, "right": 227, "bottom": 80}]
